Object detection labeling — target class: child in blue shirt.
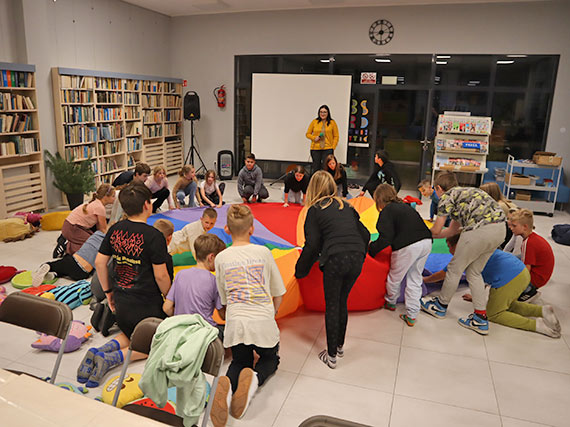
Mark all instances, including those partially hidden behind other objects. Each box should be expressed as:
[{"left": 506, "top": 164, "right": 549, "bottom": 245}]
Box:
[{"left": 423, "top": 234, "right": 561, "bottom": 338}]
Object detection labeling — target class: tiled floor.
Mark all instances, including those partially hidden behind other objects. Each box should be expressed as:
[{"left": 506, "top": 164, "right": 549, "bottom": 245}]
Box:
[{"left": 1, "top": 179, "right": 570, "bottom": 426}]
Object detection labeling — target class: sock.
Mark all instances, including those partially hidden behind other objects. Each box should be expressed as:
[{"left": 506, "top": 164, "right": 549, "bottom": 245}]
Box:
[
  {"left": 86, "top": 350, "right": 124, "bottom": 388},
  {"left": 77, "top": 347, "right": 98, "bottom": 383},
  {"left": 437, "top": 297, "right": 448, "bottom": 308},
  {"left": 474, "top": 310, "right": 487, "bottom": 319},
  {"left": 96, "top": 339, "right": 120, "bottom": 353}
]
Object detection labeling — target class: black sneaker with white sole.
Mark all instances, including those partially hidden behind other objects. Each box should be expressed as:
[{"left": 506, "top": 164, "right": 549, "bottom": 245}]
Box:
[{"left": 52, "top": 234, "right": 67, "bottom": 258}]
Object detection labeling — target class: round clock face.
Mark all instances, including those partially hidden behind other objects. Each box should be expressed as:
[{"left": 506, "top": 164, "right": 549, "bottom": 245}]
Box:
[{"left": 369, "top": 19, "right": 394, "bottom": 46}]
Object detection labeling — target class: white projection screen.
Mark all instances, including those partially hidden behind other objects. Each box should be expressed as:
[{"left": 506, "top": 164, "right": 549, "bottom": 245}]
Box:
[{"left": 251, "top": 73, "right": 352, "bottom": 164}]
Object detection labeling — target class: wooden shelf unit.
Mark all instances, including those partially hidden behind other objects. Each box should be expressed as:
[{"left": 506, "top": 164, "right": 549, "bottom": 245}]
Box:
[
  {"left": 0, "top": 62, "right": 47, "bottom": 218},
  {"left": 51, "top": 68, "right": 184, "bottom": 186}
]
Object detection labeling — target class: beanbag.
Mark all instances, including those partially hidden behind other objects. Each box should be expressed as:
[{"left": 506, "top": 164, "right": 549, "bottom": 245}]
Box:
[
  {"left": 0, "top": 266, "right": 18, "bottom": 284},
  {"left": 0, "top": 285, "right": 6, "bottom": 306},
  {"left": 32, "top": 320, "right": 92, "bottom": 353},
  {"left": 552, "top": 224, "right": 570, "bottom": 246},
  {"left": 11, "top": 270, "right": 58, "bottom": 290},
  {"left": 0, "top": 218, "right": 36, "bottom": 242},
  {"left": 298, "top": 249, "right": 390, "bottom": 312},
  {"left": 40, "top": 211, "right": 70, "bottom": 231},
  {"left": 101, "top": 373, "right": 143, "bottom": 408}
]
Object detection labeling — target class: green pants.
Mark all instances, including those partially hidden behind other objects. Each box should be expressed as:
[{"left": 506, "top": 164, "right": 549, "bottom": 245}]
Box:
[{"left": 487, "top": 269, "right": 542, "bottom": 331}]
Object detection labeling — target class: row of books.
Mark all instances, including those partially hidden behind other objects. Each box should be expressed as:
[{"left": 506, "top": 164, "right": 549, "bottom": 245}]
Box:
[
  {"left": 142, "top": 94, "right": 161, "bottom": 108},
  {"left": 164, "top": 123, "right": 180, "bottom": 136},
  {"left": 127, "top": 155, "right": 137, "bottom": 167},
  {"left": 62, "top": 106, "right": 94, "bottom": 123},
  {"left": 126, "top": 122, "right": 141, "bottom": 135},
  {"left": 144, "top": 110, "right": 162, "bottom": 123},
  {"left": 164, "top": 95, "right": 181, "bottom": 107},
  {"left": 0, "top": 137, "right": 38, "bottom": 156},
  {"left": 164, "top": 82, "right": 182, "bottom": 94},
  {"left": 95, "top": 77, "right": 120, "bottom": 90},
  {"left": 144, "top": 124, "right": 162, "bottom": 138},
  {"left": 124, "top": 93, "right": 139, "bottom": 105},
  {"left": 98, "top": 140, "right": 122, "bottom": 156},
  {"left": 61, "top": 89, "right": 93, "bottom": 104},
  {"left": 99, "top": 123, "right": 124, "bottom": 141},
  {"left": 437, "top": 116, "right": 492, "bottom": 135},
  {"left": 127, "top": 137, "right": 141, "bottom": 151},
  {"left": 99, "top": 157, "right": 121, "bottom": 173},
  {"left": 96, "top": 107, "right": 122, "bottom": 121},
  {"left": 1, "top": 70, "right": 33, "bottom": 88},
  {"left": 65, "top": 144, "right": 95, "bottom": 161},
  {"left": 96, "top": 92, "right": 122, "bottom": 104},
  {"left": 124, "top": 80, "right": 139, "bottom": 91},
  {"left": 436, "top": 137, "right": 489, "bottom": 153},
  {"left": 0, "top": 113, "right": 33, "bottom": 133},
  {"left": 60, "top": 75, "right": 92, "bottom": 89},
  {"left": 124, "top": 107, "right": 140, "bottom": 120},
  {"left": 64, "top": 125, "right": 97, "bottom": 145},
  {"left": 0, "top": 93, "right": 34, "bottom": 111},
  {"left": 164, "top": 110, "right": 181, "bottom": 121},
  {"left": 142, "top": 81, "right": 162, "bottom": 93}
]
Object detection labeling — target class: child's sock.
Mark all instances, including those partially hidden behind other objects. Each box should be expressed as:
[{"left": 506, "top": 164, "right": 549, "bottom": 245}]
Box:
[
  {"left": 86, "top": 350, "right": 124, "bottom": 388},
  {"left": 96, "top": 339, "right": 120, "bottom": 353},
  {"left": 77, "top": 347, "right": 98, "bottom": 383},
  {"left": 400, "top": 314, "right": 416, "bottom": 327},
  {"left": 536, "top": 318, "right": 561, "bottom": 338},
  {"left": 542, "top": 305, "right": 561, "bottom": 332},
  {"left": 474, "top": 309, "right": 487, "bottom": 320},
  {"left": 318, "top": 349, "right": 337, "bottom": 369}
]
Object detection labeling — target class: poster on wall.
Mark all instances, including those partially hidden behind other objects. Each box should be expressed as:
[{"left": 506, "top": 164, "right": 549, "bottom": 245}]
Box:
[{"left": 360, "top": 72, "right": 377, "bottom": 84}]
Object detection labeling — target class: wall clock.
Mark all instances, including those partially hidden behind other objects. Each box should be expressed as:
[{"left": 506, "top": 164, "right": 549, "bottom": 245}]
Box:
[{"left": 369, "top": 19, "right": 394, "bottom": 46}]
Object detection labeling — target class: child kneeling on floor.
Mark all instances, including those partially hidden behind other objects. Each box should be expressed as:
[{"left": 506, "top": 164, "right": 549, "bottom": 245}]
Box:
[
  {"left": 369, "top": 184, "right": 432, "bottom": 326},
  {"left": 163, "top": 233, "right": 227, "bottom": 339},
  {"left": 168, "top": 207, "right": 217, "bottom": 259},
  {"left": 424, "top": 234, "right": 561, "bottom": 338},
  {"left": 211, "top": 204, "right": 286, "bottom": 426},
  {"left": 76, "top": 182, "right": 172, "bottom": 388}
]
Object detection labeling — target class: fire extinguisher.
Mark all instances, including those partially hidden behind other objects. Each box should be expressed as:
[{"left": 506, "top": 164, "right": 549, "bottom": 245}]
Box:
[{"left": 213, "top": 85, "right": 226, "bottom": 108}]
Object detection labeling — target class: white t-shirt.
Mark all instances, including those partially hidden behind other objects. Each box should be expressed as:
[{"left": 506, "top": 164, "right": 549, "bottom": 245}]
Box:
[
  {"left": 215, "top": 244, "right": 286, "bottom": 348},
  {"left": 168, "top": 220, "right": 205, "bottom": 257},
  {"left": 200, "top": 180, "right": 219, "bottom": 195}
]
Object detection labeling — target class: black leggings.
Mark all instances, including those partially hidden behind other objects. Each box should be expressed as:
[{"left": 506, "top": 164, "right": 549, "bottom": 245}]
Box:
[
  {"left": 152, "top": 187, "right": 170, "bottom": 212},
  {"left": 48, "top": 255, "right": 91, "bottom": 281},
  {"left": 322, "top": 252, "right": 365, "bottom": 357},
  {"left": 226, "top": 343, "right": 280, "bottom": 392}
]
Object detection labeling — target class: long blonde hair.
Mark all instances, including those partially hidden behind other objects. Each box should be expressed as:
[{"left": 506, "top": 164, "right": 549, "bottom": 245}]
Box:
[
  {"left": 306, "top": 170, "right": 344, "bottom": 210},
  {"left": 480, "top": 182, "right": 507, "bottom": 202},
  {"left": 83, "top": 183, "right": 114, "bottom": 214}
]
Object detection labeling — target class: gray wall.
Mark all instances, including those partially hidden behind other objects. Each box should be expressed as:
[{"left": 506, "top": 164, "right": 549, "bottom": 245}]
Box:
[
  {"left": 171, "top": 1, "right": 570, "bottom": 176},
  {"left": 4, "top": 0, "right": 174, "bottom": 207},
  {"left": 0, "top": 0, "right": 27, "bottom": 63}
]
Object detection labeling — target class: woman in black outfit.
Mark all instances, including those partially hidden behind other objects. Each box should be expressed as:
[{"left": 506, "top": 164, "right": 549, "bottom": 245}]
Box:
[
  {"left": 323, "top": 154, "right": 349, "bottom": 198},
  {"left": 295, "top": 171, "right": 370, "bottom": 369},
  {"left": 359, "top": 149, "right": 401, "bottom": 197}
]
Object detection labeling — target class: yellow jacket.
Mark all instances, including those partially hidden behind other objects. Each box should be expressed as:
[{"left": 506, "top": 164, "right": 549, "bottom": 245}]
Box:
[{"left": 306, "top": 118, "right": 339, "bottom": 151}]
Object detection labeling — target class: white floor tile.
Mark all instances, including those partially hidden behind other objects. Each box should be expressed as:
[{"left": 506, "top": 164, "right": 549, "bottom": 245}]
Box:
[
  {"left": 344, "top": 308, "right": 404, "bottom": 346},
  {"left": 390, "top": 395, "right": 501, "bottom": 427},
  {"left": 501, "top": 417, "right": 551, "bottom": 427},
  {"left": 491, "top": 361, "right": 570, "bottom": 427},
  {"left": 273, "top": 375, "right": 392, "bottom": 427},
  {"left": 395, "top": 346, "right": 498, "bottom": 414}
]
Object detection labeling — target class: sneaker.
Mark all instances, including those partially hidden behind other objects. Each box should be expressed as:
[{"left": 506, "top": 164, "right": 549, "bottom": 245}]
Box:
[
  {"left": 518, "top": 284, "right": 538, "bottom": 302},
  {"left": 211, "top": 376, "right": 232, "bottom": 427},
  {"left": 52, "top": 235, "right": 66, "bottom": 258},
  {"left": 318, "top": 349, "right": 337, "bottom": 369},
  {"left": 400, "top": 314, "right": 416, "bottom": 327},
  {"left": 31, "top": 263, "right": 50, "bottom": 287},
  {"left": 230, "top": 368, "right": 258, "bottom": 419},
  {"left": 336, "top": 345, "right": 344, "bottom": 358},
  {"left": 383, "top": 301, "right": 396, "bottom": 311},
  {"left": 420, "top": 297, "right": 447, "bottom": 319},
  {"left": 458, "top": 313, "right": 489, "bottom": 335}
]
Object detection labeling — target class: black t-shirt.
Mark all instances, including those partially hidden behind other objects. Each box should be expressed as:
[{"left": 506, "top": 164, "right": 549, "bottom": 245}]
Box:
[
  {"left": 283, "top": 171, "right": 309, "bottom": 194},
  {"left": 112, "top": 170, "right": 135, "bottom": 187},
  {"left": 99, "top": 219, "right": 169, "bottom": 301}
]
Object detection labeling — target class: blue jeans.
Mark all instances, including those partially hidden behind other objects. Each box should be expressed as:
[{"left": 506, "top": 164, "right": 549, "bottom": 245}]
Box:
[{"left": 176, "top": 181, "right": 198, "bottom": 207}]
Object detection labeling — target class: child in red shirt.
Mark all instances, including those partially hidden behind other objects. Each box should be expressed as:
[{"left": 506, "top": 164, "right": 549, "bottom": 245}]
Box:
[{"left": 508, "top": 209, "right": 554, "bottom": 301}]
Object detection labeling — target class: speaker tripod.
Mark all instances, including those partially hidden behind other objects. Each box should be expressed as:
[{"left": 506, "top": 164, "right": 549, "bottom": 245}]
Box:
[{"left": 184, "top": 120, "right": 207, "bottom": 177}]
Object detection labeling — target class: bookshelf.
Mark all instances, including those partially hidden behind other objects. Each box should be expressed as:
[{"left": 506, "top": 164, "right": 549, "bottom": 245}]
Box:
[
  {"left": 0, "top": 62, "right": 47, "bottom": 218},
  {"left": 51, "top": 68, "right": 184, "bottom": 185}
]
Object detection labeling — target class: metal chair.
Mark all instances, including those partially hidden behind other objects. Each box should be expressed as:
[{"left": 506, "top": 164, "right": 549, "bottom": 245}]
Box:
[
  {"left": 112, "top": 317, "right": 225, "bottom": 427},
  {"left": 0, "top": 292, "right": 73, "bottom": 384}
]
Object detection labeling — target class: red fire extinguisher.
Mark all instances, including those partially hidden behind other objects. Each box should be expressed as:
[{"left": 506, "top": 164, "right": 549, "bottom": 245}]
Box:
[{"left": 213, "top": 85, "right": 226, "bottom": 108}]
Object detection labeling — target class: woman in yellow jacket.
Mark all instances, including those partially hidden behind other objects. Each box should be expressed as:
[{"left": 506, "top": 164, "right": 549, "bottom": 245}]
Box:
[{"left": 306, "top": 105, "right": 339, "bottom": 174}]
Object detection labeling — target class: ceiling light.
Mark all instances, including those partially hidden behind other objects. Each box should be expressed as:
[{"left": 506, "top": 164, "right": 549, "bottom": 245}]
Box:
[
  {"left": 507, "top": 55, "right": 527, "bottom": 58},
  {"left": 436, "top": 61, "right": 448, "bottom": 65},
  {"left": 320, "top": 59, "right": 330, "bottom": 63},
  {"left": 397, "top": 77, "right": 404, "bottom": 80},
  {"left": 497, "top": 60, "right": 515, "bottom": 64},
  {"left": 437, "top": 55, "right": 451, "bottom": 59},
  {"left": 434, "top": 76, "right": 441, "bottom": 80},
  {"left": 468, "top": 80, "right": 480, "bottom": 84},
  {"left": 375, "top": 58, "right": 391, "bottom": 63}
]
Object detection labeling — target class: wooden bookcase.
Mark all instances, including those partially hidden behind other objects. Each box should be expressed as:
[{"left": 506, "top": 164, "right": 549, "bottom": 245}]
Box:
[
  {"left": 0, "top": 62, "right": 48, "bottom": 218},
  {"left": 51, "top": 67, "right": 184, "bottom": 186}
]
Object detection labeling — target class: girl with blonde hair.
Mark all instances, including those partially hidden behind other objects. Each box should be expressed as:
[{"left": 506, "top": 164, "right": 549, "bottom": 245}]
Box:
[
  {"left": 145, "top": 165, "right": 175, "bottom": 212},
  {"left": 172, "top": 164, "right": 201, "bottom": 208},
  {"left": 295, "top": 171, "right": 370, "bottom": 369}
]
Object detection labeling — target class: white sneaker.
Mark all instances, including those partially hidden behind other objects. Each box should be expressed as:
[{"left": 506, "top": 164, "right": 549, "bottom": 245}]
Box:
[
  {"left": 31, "top": 264, "right": 50, "bottom": 287},
  {"left": 231, "top": 368, "right": 258, "bottom": 419}
]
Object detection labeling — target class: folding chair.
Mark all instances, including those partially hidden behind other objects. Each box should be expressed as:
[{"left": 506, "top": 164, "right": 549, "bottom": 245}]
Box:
[
  {"left": 0, "top": 292, "right": 73, "bottom": 384},
  {"left": 112, "top": 317, "right": 225, "bottom": 427},
  {"left": 299, "top": 415, "right": 372, "bottom": 427}
]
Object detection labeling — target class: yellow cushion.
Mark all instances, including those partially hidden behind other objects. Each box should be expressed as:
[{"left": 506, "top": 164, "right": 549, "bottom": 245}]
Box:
[
  {"left": 41, "top": 211, "right": 71, "bottom": 231},
  {"left": 0, "top": 218, "right": 33, "bottom": 241},
  {"left": 101, "top": 373, "right": 143, "bottom": 408}
]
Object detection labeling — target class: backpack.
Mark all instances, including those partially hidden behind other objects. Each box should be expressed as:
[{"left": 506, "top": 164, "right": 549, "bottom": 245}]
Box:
[
  {"left": 49, "top": 280, "right": 92, "bottom": 309},
  {"left": 551, "top": 224, "right": 570, "bottom": 246}
]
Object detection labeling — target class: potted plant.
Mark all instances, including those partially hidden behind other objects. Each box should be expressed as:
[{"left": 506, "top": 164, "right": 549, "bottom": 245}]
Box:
[{"left": 44, "top": 151, "right": 96, "bottom": 210}]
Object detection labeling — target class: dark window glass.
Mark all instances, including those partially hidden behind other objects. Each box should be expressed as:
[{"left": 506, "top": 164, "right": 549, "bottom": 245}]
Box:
[
  {"left": 236, "top": 56, "right": 279, "bottom": 85},
  {"left": 429, "top": 90, "right": 488, "bottom": 138},
  {"left": 436, "top": 55, "right": 492, "bottom": 86},
  {"left": 495, "top": 55, "right": 558, "bottom": 89},
  {"left": 280, "top": 55, "right": 331, "bottom": 74}
]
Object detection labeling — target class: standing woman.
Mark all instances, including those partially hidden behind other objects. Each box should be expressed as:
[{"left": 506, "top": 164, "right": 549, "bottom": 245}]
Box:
[
  {"left": 145, "top": 165, "right": 175, "bottom": 213},
  {"left": 323, "top": 154, "right": 349, "bottom": 198},
  {"left": 295, "top": 171, "right": 370, "bottom": 369},
  {"left": 306, "top": 105, "right": 339, "bottom": 174}
]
